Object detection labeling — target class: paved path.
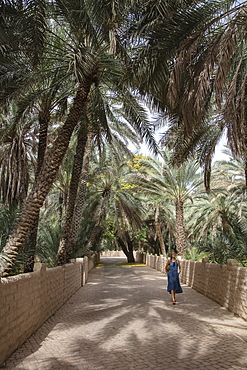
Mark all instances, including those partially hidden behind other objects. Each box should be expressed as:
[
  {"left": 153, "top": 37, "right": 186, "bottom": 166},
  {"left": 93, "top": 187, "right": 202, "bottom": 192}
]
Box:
[{"left": 1, "top": 257, "right": 247, "bottom": 370}]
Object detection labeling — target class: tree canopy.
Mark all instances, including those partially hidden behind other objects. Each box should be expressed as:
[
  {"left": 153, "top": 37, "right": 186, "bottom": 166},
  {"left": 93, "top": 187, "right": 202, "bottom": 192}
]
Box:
[{"left": 0, "top": 0, "right": 247, "bottom": 275}]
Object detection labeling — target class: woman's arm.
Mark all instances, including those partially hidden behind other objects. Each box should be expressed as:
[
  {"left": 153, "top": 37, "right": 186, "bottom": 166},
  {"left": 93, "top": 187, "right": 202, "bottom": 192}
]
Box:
[{"left": 165, "top": 259, "right": 170, "bottom": 273}]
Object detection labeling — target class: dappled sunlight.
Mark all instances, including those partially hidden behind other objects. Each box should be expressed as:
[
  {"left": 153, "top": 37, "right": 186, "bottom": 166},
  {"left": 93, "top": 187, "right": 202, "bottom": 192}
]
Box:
[
  {"left": 3, "top": 257, "right": 247, "bottom": 370},
  {"left": 99, "top": 317, "right": 153, "bottom": 350}
]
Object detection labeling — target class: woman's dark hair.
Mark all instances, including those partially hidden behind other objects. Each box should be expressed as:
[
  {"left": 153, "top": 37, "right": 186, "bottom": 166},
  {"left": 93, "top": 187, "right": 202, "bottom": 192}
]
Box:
[{"left": 170, "top": 251, "right": 176, "bottom": 259}]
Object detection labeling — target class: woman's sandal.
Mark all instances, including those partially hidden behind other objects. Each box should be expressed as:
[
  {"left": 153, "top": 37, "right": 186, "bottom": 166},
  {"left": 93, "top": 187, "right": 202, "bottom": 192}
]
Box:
[{"left": 172, "top": 299, "right": 176, "bottom": 305}]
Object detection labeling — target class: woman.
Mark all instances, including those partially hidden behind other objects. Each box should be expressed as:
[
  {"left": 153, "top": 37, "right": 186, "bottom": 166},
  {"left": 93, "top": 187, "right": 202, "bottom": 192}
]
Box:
[{"left": 166, "top": 252, "right": 183, "bottom": 304}]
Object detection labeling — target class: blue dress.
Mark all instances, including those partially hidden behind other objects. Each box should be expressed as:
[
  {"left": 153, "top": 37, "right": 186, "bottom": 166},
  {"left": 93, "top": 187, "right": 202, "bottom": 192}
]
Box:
[{"left": 167, "top": 261, "right": 183, "bottom": 294}]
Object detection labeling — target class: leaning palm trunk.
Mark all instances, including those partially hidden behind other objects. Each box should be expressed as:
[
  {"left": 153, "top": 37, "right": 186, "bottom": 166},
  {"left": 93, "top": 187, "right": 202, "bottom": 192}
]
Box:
[
  {"left": 24, "top": 107, "right": 50, "bottom": 273},
  {"left": 175, "top": 199, "right": 186, "bottom": 257},
  {"left": 57, "top": 129, "right": 94, "bottom": 264},
  {"left": 0, "top": 77, "right": 95, "bottom": 276},
  {"left": 23, "top": 215, "right": 39, "bottom": 273},
  {"left": 56, "top": 125, "right": 88, "bottom": 265},
  {"left": 154, "top": 206, "right": 166, "bottom": 256}
]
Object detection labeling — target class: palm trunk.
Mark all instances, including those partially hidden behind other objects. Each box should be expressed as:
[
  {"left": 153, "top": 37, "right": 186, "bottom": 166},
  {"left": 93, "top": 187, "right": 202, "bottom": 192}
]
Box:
[
  {"left": 221, "top": 215, "right": 230, "bottom": 232},
  {"left": 85, "top": 207, "right": 105, "bottom": 253},
  {"left": 18, "top": 138, "right": 29, "bottom": 206},
  {"left": 56, "top": 124, "right": 88, "bottom": 265},
  {"left": 244, "top": 109, "right": 247, "bottom": 189},
  {"left": 245, "top": 160, "right": 247, "bottom": 189},
  {"left": 58, "top": 191, "right": 64, "bottom": 228},
  {"left": 84, "top": 183, "right": 111, "bottom": 254},
  {"left": 23, "top": 108, "right": 50, "bottom": 273},
  {"left": 117, "top": 233, "right": 135, "bottom": 263},
  {"left": 125, "top": 231, "right": 135, "bottom": 263},
  {"left": 36, "top": 108, "right": 51, "bottom": 176},
  {"left": 175, "top": 199, "right": 186, "bottom": 258},
  {"left": 23, "top": 214, "right": 39, "bottom": 273},
  {"left": 0, "top": 77, "right": 95, "bottom": 276},
  {"left": 67, "top": 130, "right": 94, "bottom": 260},
  {"left": 154, "top": 206, "right": 166, "bottom": 256}
]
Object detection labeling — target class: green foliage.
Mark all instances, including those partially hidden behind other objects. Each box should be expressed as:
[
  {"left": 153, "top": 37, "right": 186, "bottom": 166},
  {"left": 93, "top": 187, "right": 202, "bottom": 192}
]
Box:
[
  {"left": 133, "top": 227, "right": 149, "bottom": 244},
  {"left": 185, "top": 246, "right": 209, "bottom": 262},
  {"left": 196, "top": 214, "right": 247, "bottom": 266},
  {"left": 0, "top": 252, "right": 12, "bottom": 274},
  {"left": 102, "top": 220, "right": 117, "bottom": 242},
  {"left": 186, "top": 154, "right": 247, "bottom": 265},
  {"left": 0, "top": 203, "right": 19, "bottom": 251},
  {"left": 0, "top": 204, "right": 61, "bottom": 273},
  {"left": 36, "top": 223, "right": 61, "bottom": 267},
  {"left": 76, "top": 218, "right": 104, "bottom": 257},
  {"left": 141, "top": 234, "right": 160, "bottom": 256},
  {"left": 1, "top": 0, "right": 247, "bottom": 272}
]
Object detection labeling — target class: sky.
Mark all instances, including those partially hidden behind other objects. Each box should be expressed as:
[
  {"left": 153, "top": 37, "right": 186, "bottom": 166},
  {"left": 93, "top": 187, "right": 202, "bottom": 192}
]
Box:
[
  {"left": 213, "top": 131, "right": 229, "bottom": 162},
  {"left": 133, "top": 128, "right": 230, "bottom": 162}
]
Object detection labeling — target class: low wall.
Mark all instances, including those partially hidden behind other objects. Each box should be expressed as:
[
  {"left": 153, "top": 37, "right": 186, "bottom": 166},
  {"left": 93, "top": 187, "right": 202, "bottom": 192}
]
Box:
[
  {"left": 101, "top": 251, "right": 142, "bottom": 258},
  {"left": 136, "top": 253, "right": 247, "bottom": 321},
  {"left": 0, "top": 254, "right": 99, "bottom": 366},
  {"left": 181, "top": 258, "right": 247, "bottom": 321},
  {"left": 101, "top": 250, "right": 126, "bottom": 257}
]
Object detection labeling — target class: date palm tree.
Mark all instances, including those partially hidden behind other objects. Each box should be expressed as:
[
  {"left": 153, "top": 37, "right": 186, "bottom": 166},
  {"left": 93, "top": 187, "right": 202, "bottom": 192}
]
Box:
[
  {"left": 154, "top": 204, "right": 167, "bottom": 256},
  {"left": 129, "top": 0, "right": 239, "bottom": 192},
  {"left": 0, "top": 0, "right": 130, "bottom": 276},
  {"left": 1, "top": 0, "right": 164, "bottom": 274},
  {"left": 131, "top": 0, "right": 231, "bottom": 105},
  {"left": 187, "top": 154, "right": 247, "bottom": 264},
  {"left": 22, "top": 79, "right": 73, "bottom": 271},
  {"left": 56, "top": 123, "right": 93, "bottom": 265},
  {"left": 0, "top": 106, "right": 36, "bottom": 207},
  {"left": 131, "top": 152, "right": 203, "bottom": 257},
  {"left": 187, "top": 192, "right": 247, "bottom": 264},
  {"left": 80, "top": 148, "right": 146, "bottom": 262},
  {"left": 56, "top": 69, "right": 158, "bottom": 264},
  {"left": 164, "top": 1, "right": 247, "bottom": 186}
]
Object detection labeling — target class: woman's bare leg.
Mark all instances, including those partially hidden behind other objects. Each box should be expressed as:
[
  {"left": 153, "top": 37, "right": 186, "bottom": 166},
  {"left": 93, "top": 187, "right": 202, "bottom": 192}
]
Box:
[{"left": 171, "top": 290, "right": 176, "bottom": 303}]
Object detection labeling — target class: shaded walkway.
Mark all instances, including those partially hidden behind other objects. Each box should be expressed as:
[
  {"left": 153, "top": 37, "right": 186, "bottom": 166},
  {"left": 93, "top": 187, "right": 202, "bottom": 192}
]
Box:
[{"left": 2, "top": 257, "right": 247, "bottom": 370}]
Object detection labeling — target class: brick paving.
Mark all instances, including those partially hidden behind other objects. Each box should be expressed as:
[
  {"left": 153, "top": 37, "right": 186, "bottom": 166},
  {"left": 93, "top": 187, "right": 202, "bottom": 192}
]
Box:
[{"left": 1, "top": 257, "right": 247, "bottom": 370}]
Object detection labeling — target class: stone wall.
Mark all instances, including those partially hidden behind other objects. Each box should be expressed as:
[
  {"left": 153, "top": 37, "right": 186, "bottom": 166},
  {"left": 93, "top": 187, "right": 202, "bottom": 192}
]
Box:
[
  {"left": 136, "top": 253, "right": 247, "bottom": 321},
  {"left": 181, "top": 258, "right": 247, "bottom": 321},
  {"left": 101, "top": 250, "right": 126, "bottom": 257},
  {"left": 0, "top": 254, "right": 99, "bottom": 366},
  {"left": 101, "top": 250, "right": 142, "bottom": 259}
]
